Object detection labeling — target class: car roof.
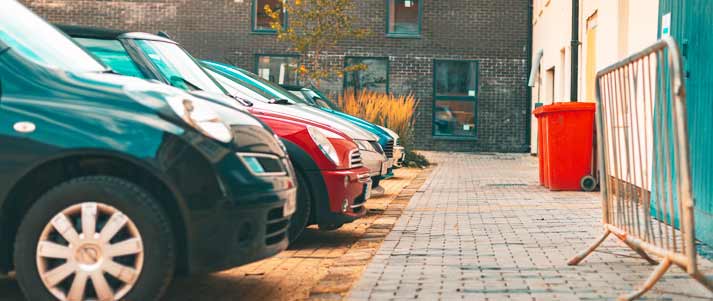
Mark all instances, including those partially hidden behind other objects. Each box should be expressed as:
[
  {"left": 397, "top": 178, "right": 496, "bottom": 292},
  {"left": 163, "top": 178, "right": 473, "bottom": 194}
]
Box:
[{"left": 56, "top": 24, "right": 178, "bottom": 44}]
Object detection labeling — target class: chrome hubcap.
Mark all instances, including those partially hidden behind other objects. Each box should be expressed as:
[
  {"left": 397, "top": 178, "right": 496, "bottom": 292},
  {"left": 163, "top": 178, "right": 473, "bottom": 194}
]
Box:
[{"left": 36, "top": 202, "right": 144, "bottom": 301}]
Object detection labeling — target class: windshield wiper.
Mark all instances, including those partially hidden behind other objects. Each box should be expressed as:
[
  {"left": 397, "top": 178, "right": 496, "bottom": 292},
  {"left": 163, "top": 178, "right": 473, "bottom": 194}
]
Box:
[
  {"left": 99, "top": 68, "right": 120, "bottom": 75},
  {"left": 230, "top": 94, "right": 253, "bottom": 107},
  {"left": 268, "top": 98, "right": 290, "bottom": 105}
]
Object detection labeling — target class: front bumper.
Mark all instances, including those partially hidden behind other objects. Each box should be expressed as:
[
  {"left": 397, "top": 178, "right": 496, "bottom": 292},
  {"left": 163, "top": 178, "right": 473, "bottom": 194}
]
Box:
[
  {"left": 305, "top": 166, "right": 372, "bottom": 226},
  {"left": 187, "top": 187, "right": 295, "bottom": 274},
  {"left": 361, "top": 149, "right": 390, "bottom": 177},
  {"left": 393, "top": 146, "right": 405, "bottom": 168}
]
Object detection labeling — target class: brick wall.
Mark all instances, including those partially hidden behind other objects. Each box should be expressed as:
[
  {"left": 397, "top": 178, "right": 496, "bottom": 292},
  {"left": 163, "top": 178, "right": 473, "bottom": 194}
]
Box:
[{"left": 23, "top": 0, "right": 531, "bottom": 152}]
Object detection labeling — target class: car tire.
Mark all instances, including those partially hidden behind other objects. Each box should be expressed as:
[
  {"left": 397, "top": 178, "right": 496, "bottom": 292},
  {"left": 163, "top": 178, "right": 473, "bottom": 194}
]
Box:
[
  {"left": 288, "top": 171, "right": 311, "bottom": 244},
  {"left": 14, "top": 176, "right": 175, "bottom": 301}
]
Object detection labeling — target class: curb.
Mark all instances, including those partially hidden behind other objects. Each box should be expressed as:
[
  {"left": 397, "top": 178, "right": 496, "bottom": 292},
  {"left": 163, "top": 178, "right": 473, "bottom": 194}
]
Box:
[{"left": 307, "top": 167, "right": 433, "bottom": 300}]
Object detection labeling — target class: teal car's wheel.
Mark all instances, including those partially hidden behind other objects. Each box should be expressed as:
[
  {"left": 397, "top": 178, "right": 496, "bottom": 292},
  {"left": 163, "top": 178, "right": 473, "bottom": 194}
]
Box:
[{"left": 14, "top": 176, "right": 175, "bottom": 301}]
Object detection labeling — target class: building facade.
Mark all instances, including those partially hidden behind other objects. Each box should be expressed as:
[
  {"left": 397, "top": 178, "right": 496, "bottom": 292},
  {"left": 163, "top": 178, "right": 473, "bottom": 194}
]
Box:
[
  {"left": 529, "top": 0, "right": 659, "bottom": 153},
  {"left": 24, "top": 0, "right": 531, "bottom": 152}
]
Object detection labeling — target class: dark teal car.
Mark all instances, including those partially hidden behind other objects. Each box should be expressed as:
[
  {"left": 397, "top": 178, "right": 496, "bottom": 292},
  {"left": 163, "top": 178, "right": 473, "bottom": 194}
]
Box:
[
  {"left": 201, "top": 61, "right": 397, "bottom": 183},
  {"left": 0, "top": 3, "right": 295, "bottom": 300}
]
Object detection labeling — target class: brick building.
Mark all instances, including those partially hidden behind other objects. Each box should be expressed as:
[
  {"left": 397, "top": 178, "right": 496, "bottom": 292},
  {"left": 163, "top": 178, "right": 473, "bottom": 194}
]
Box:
[{"left": 24, "top": 0, "right": 531, "bottom": 152}]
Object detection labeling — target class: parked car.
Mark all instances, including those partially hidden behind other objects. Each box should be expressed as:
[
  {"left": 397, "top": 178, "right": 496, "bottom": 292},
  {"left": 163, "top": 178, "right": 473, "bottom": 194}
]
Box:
[
  {"left": 375, "top": 125, "right": 406, "bottom": 168},
  {"left": 200, "top": 61, "right": 391, "bottom": 186},
  {"left": 0, "top": 3, "right": 295, "bottom": 301},
  {"left": 61, "top": 25, "right": 373, "bottom": 241},
  {"left": 281, "top": 84, "right": 405, "bottom": 172}
]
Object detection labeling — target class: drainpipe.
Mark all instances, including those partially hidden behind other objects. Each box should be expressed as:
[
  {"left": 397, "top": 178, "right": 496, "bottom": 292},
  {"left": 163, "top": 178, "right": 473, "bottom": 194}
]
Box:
[
  {"left": 570, "top": 0, "right": 579, "bottom": 102},
  {"left": 525, "top": 1, "right": 534, "bottom": 152}
]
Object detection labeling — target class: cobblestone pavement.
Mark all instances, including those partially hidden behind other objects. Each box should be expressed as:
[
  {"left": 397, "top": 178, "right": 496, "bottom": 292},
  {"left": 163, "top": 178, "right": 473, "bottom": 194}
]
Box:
[
  {"left": 349, "top": 152, "right": 713, "bottom": 301},
  {"left": 0, "top": 168, "right": 427, "bottom": 301}
]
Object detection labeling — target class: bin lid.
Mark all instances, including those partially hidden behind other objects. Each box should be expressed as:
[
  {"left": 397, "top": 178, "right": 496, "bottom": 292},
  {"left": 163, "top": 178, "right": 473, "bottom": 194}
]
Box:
[{"left": 533, "top": 102, "right": 595, "bottom": 117}]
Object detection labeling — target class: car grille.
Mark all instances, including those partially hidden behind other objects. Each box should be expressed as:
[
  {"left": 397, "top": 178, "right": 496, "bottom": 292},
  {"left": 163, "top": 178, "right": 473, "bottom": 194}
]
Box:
[
  {"left": 383, "top": 140, "right": 395, "bottom": 159},
  {"left": 350, "top": 149, "right": 363, "bottom": 168},
  {"left": 265, "top": 207, "right": 289, "bottom": 245}
]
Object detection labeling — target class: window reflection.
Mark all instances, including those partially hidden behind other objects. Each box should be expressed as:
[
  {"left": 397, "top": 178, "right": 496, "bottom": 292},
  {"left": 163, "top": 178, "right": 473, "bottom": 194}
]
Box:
[
  {"left": 388, "top": 0, "right": 420, "bottom": 35},
  {"left": 434, "top": 100, "right": 476, "bottom": 137},
  {"left": 345, "top": 57, "right": 389, "bottom": 93},
  {"left": 257, "top": 55, "right": 300, "bottom": 85},
  {"left": 254, "top": 0, "right": 285, "bottom": 31}
]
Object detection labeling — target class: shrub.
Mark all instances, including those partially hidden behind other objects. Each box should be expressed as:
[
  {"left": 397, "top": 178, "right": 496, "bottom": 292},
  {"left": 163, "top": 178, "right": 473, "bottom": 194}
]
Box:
[{"left": 337, "top": 89, "right": 429, "bottom": 167}]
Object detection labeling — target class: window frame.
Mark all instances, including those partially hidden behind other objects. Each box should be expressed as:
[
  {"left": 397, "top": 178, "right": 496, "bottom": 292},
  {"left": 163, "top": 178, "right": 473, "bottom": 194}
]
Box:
[
  {"left": 432, "top": 59, "right": 480, "bottom": 140},
  {"left": 385, "top": 0, "right": 423, "bottom": 38},
  {"left": 343, "top": 56, "right": 391, "bottom": 94},
  {"left": 254, "top": 53, "right": 302, "bottom": 85},
  {"left": 251, "top": 0, "right": 288, "bottom": 34}
]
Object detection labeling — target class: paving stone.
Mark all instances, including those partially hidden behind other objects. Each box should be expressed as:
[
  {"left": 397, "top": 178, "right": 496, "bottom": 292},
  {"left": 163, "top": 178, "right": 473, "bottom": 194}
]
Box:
[{"left": 348, "top": 152, "right": 713, "bottom": 301}]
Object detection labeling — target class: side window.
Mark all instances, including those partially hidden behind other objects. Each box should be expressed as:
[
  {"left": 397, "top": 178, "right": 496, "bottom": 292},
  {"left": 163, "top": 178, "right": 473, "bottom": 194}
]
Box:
[{"left": 73, "top": 38, "right": 147, "bottom": 79}]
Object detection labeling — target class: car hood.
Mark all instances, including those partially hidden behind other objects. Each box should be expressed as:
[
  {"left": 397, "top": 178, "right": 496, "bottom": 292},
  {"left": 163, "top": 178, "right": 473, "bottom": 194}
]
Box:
[
  {"left": 318, "top": 108, "right": 393, "bottom": 144},
  {"left": 187, "top": 90, "right": 266, "bottom": 128},
  {"left": 248, "top": 101, "right": 378, "bottom": 142}
]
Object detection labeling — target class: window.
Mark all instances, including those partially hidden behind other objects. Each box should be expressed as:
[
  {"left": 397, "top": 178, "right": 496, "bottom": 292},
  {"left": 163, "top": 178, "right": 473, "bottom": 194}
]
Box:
[
  {"left": 0, "top": 2, "right": 104, "bottom": 73},
  {"left": 433, "top": 60, "right": 479, "bottom": 138},
  {"left": 252, "top": 0, "right": 286, "bottom": 33},
  {"left": 255, "top": 55, "right": 300, "bottom": 85},
  {"left": 387, "top": 0, "right": 422, "bottom": 37},
  {"left": 134, "top": 40, "right": 225, "bottom": 94},
  {"left": 344, "top": 57, "right": 389, "bottom": 93},
  {"left": 74, "top": 38, "right": 146, "bottom": 79}
]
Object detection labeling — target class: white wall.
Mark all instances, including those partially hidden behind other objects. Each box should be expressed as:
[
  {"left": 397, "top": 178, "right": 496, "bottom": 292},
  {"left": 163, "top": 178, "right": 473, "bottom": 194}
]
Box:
[{"left": 530, "top": 0, "right": 659, "bottom": 154}]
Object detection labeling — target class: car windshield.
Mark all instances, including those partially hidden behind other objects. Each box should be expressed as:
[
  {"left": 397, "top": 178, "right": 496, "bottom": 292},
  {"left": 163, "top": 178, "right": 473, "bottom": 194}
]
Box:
[
  {"left": 304, "top": 87, "right": 341, "bottom": 111},
  {"left": 232, "top": 68, "right": 308, "bottom": 105},
  {"left": 0, "top": 2, "right": 106, "bottom": 72},
  {"left": 207, "top": 69, "right": 273, "bottom": 103},
  {"left": 134, "top": 39, "right": 226, "bottom": 95},
  {"left": 74, "top": 38, "right": 147, "bottom": 79}
]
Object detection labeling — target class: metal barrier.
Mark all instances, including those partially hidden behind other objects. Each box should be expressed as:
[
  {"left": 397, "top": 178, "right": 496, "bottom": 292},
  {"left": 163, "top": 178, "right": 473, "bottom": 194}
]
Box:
[{"left": 567, "top": 37, "right": 713, "bottom": 300}]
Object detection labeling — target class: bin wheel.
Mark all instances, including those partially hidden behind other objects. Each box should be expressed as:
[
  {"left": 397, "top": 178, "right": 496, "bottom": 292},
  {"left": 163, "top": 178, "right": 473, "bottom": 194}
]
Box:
[{"left": 580, "top": 175, "right": 598, "bottom": 192}]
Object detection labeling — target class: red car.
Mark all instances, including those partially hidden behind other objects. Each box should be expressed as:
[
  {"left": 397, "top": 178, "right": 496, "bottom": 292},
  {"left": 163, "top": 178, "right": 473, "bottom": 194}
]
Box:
[
  {"left": 255, "top": 110, "right": 372, "bottom": 239},
  {"left": 61, "top": 26, "right": 372, "bottom": 242}
]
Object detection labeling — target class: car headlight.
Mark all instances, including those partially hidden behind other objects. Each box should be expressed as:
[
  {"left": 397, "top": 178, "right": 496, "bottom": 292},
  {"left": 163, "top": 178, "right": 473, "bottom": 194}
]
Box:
[
  {"left": 237, "top": 152, "right": 287, "bottom": 176},
  {"left": 307, "top": 126, "right": 340, "bottom": 166},
  {"left": 166, "top": 96, "right": 233, "bottom": 143}
]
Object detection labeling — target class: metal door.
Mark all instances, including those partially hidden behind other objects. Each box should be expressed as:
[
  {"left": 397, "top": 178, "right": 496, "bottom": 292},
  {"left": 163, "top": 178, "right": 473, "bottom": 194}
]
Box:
[{"left": 659, "top": 0, "right": 713, "bottom": 246}]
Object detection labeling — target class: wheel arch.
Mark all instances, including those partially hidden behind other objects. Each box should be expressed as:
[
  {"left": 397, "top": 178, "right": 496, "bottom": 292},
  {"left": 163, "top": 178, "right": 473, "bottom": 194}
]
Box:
[{"left": 0, "top": 150, "right": 192, "bottom": 274}]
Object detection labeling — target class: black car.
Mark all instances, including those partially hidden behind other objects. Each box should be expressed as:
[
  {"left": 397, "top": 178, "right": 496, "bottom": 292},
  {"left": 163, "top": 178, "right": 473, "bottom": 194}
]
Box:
[{"left": 0, "top": 2, "right": 295, "bottom": 300}]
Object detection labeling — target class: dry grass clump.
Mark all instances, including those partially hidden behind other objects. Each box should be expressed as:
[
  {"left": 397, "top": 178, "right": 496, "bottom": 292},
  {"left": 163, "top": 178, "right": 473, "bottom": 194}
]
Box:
[{"left": 337, "top": 89, "right": 417, "bottom": 147}]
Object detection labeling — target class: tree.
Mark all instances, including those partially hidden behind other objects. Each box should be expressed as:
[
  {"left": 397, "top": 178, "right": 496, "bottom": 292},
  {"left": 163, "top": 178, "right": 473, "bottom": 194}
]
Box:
[{"left": 265, "top": 0, "right": 368, "bottom": 87}]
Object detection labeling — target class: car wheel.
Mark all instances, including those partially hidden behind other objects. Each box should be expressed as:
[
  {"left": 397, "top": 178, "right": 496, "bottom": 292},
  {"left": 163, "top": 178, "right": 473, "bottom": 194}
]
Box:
[
  {"left": 14, "top": 176, "right": 175, "bottom": 301},
  {"left": 288, "top": 171, "right": 311, "bottom": 244}
]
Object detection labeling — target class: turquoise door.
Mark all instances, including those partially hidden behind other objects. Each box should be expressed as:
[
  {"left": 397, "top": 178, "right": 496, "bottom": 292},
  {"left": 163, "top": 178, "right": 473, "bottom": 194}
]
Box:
[{"left": 658, "top": 0, "right": 713, "bottom": 246}]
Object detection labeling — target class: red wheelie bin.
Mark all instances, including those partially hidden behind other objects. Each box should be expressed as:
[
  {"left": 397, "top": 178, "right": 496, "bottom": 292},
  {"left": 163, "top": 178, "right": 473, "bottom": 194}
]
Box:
[{"left": 533, "top": 102, "right": 596, "bottom": 191}]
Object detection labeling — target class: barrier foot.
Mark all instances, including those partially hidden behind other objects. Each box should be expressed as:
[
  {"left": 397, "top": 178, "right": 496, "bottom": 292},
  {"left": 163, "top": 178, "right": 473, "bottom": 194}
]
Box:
[
  {"left": 690, "top": 270, "right": 713, "bottom": 293},
  {"left": 618, "top": 258, "right": 671, "bottom": 301},
  {"left": 621, "top": 240, "right": 659, "bottom": 265},
  {"left": 568, "top": 230, "right": 610, "bottom": 265}
]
